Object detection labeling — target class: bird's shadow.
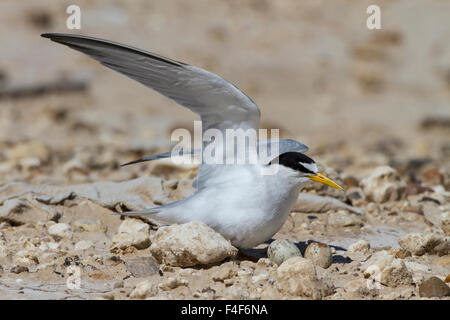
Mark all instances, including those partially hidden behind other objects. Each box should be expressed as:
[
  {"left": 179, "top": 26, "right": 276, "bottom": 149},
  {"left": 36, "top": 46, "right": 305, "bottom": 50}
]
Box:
[{"left": 237, "top": 239, "right": 352, "bottom": 264}]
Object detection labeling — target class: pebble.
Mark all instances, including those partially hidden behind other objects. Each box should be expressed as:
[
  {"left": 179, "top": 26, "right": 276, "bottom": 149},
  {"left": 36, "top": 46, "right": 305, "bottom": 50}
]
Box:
[
  {"left": 348, "top": 240, "right": 371, "bottom": 253},
  {"left": 432, "top": 239, "right": 449, "bottom": 256},
  {"left": 111, "top": 218, "right": 150, "bottom": 250},
  {"left": 149, "top": 222, "right": 238, "bottom": 267},
  {"left": 251, "top": 272, "right": 269, "bottom": 284},
  {"left": 212, "top": 262, "right": 237, "bottom": 282},
  {"left": 397, "top": 232, "right": 443, "bottom": 256},
  {"left": 328, "top": 210, "right": 363, "bottom": 228},
  {"left": 441, "top": 212, "right": 450, "bottom": 236},
  {"left": 10, "top": 266, "right": 29, "bottom": 274},
  {"left": 421, "top": 168, "right": 442, "bottom": 187},
  {"left": 73, "top": 219, "right": 105, "bottom": 233},
  {"left": 362, "top": 250, "right": 413, "bottom": 287},
  {"left": 158, "top": 277, "right": 188, "bottom": 291},
  {"left": 267, "top": 239, "right": 302, "bottom": 266},
  {"left": 381, "top": 259, "right": 413, "bottom": 287},
  {"left": 48, "top": 223, "right": 72, "bottom": 238},
  {"left": 74, "top": 240, "right": 93, "bottom": 251},
  {"left": 304, "top": 242, "right": 333, "bottom": 269},
  {"left": 6, "top": 141, "right": 50, "bottom": 163},
  {"left": 361, "top": 166, "right": 405, "bottom": 203},
  {"left": 130, "top": 280, "right": 158, "bottom": 299},
  {"left": 125, "top": 257, "right": 159, "bottom": 277},
  {"left": 276, "top": 257, "right": 334, "bottom": 299},
  {"left": 419, "top": 277, "right": 450, "bottom": 297}
]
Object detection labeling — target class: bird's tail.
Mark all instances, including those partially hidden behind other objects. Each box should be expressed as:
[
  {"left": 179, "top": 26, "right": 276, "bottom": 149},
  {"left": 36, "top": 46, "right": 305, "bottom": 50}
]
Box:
[{"left": 118, "top": 198, "right": 187, "bottom": 217}]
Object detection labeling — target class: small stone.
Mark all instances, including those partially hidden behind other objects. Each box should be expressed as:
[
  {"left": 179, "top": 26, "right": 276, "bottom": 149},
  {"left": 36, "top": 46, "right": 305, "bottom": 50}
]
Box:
[
  {"left": 421, "top": 202, "right": 443, "bottom": 228},
  {"left": 304, "top": 242, "right": 333, "bottom": 269},
  {"left": 404, "top": 261, "right": 430, "bottom": 273},
  {"left": 398, "top": 233, "right": 443, "bottom": 256},
  {"left": 421, "top": 168, "right": 442, "bottom": 187},
  {"left": 19, "top": 157, "right": 41, "bottom": 170},
  {"left": 251, "top": 272, "right": 269, "bottom": 284},
  {"left": 125, "top": 257, "right": 159, "bottom": 277},
  {"left": 348, "top": 240, "right": 371, "bottom": 253},
  {"left": 390, "top": 248, "right": 411, "bottom": 259},
  {"left": 380, "top": 259, "right": 413, "bottom": 287},
  {"left": 361, "top": 166, "right": 405, "bottom": 203},
  {"left": 441, "top": 212, "right": 450, "bottom": 236},
  {"left": 74, "top": 240, "right": 93, "bottom": 251},
  {"left": 10, "top": 266, "right": 29, "bottom": 274},
  {"left": 362, "top": 250, "right": 413, "bottom": 287},
  {"left": 432, "top": 239, "right": 449, "bottom": 256},
  {"left": 130, "top": 280, "right": 158, "bottom": 299},
  {"left": 328, "top": 210, "right": 363, "bottom": 228},
  {"left": 276, "top": 257, "right": 334, "bottom": 299},
  {"left": 438, "top": 256, "right": 450, "bottom": 267},
  {"left": 150, "top": 222, "right": 238, "bottom": 267},
  {"left": 212, "top": 262, "right": 237, "bottom": 282},
  {"left": 48, "top": 223, "right": 72, "bottom": 238},
  {"left": 267, "top": 239, "right": 302, "bottom": 266},
  {"left": 405, "top": 182, "right": 432, "bottom": 196},
  {"left": 419, "top": 277, "right": 450, "bottom": 298},
  {"left": 113, "top": 281, "right": 124, "bottom": 289},
  {"left": 256, "top": 258, "right": 273, "bottom": 267},
  {"left": 73, "top": 219, "right": 105, "bottom": 233},
  {"left": 158, "top": 277, "right": 188, "bottom": 291},
  {"left": 6, "top": 141, "right": 50, "bottom": 163},
  {"left": 344, "top": 176, "right": 359, "bottom": 189},
  {"left": 111, "top": 219, "right": 150, "bottom": 251}
]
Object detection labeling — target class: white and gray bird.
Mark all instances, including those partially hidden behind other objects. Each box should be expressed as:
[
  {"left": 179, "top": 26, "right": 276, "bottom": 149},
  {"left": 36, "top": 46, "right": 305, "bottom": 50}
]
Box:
[{"left": 42, "top": 33, "right": 343, "bottom": 249}]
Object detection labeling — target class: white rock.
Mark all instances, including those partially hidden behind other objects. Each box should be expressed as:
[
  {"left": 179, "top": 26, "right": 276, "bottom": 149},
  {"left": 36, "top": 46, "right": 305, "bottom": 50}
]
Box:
[
  {"left": 251, "top": 272, "right": 269, "bottom": 284},
  {"left": 381, "top": 259, "right": 413, "bottom": 287},
  {"left": 348, "top": 240, "right": 371, "bottom": 253},
  {"left": 328, "top": 210, "right": 363, "bottom": 227},
  {"left": 73, "top": 219, "right": 105, "bottom": 233},
  {"left": 212, "top": 262, "right": 237, "bottom": 282},
  {"left": 74, "top": 240, "right": 93, "bottom": 251},
  {"left": 404, "top": 261, "right": 431, "bottom": 273},
  {"left": 158, "top": 277, "right": 188, "bottom": 291},
  {"left": 48, "top": 223, "right": 72, "bottom": 238},
  {"left": 362, "top": 250, "right": 412, "bottom": 287},
  {"left": 150, "top": 221, "right": 238, "bottom": 267},
  {"left": 47, "top": 242, "right": 59, "bottom": 250},
  {"left": 130, "top": 280, "right": 158, "bottom": 299},
  {"left": 276, "top": 257, "right": 334, "bottom": 299},
  {"left": 111, "top": 218, "right": 150, "bottom": 250},
  {"left": 398, "top": 232, "right": 443, "bottom": 256},
  {"left": 361, "top": 166, "right": 405, "bottom": 203}
]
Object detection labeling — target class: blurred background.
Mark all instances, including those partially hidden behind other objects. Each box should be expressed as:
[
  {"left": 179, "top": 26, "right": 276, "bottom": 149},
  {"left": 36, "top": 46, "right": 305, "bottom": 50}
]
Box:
[{"left": 0, "top": 0, "right": 449, "bottom": 186}]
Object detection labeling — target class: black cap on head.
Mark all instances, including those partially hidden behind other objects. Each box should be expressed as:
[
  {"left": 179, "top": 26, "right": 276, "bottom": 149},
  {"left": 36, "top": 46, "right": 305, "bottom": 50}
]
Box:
[{"left": 269, "top": 152, "right": 316, "bottom": 174}]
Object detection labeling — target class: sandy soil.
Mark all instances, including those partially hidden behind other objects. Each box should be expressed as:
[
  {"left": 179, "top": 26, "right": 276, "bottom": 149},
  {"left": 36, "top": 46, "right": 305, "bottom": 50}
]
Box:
[{"left": 0, "top": 0, "right": 449, "bottom": 299}]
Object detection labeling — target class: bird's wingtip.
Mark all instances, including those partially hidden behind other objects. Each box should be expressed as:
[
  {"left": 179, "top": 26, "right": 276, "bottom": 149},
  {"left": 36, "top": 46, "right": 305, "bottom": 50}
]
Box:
[{"left": 41, "top": 33, "right": 55, "bottom": 38}]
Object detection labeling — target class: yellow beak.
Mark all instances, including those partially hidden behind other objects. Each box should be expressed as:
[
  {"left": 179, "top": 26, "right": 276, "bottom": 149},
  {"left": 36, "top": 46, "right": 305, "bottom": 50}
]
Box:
[{"left": 308, "top": 172, "right": 344, "bottom": 191}]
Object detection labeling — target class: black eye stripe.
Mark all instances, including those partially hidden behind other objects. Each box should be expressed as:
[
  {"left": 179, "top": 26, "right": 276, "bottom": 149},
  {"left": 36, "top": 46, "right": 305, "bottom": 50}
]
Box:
[{"left": 297, "top": 163, "right": 315, "bottom": 174}]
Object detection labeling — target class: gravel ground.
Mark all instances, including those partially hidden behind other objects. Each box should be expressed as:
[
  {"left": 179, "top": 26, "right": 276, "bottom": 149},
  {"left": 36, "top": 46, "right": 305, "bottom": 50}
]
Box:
[{"left": 0, "top": 0, "right": 449, "bottom": 299}]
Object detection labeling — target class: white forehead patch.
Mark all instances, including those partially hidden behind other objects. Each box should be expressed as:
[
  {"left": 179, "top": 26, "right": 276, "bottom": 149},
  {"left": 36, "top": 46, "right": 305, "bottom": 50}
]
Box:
[{"left": 300, "top": 162, "right": 318, "bottom": 173}]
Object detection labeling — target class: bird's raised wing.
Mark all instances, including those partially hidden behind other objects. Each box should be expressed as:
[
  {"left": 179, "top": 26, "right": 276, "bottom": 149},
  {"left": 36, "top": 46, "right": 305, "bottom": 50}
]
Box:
[{"left": 41, "top": 33, "right": 260, "bottom": 134}]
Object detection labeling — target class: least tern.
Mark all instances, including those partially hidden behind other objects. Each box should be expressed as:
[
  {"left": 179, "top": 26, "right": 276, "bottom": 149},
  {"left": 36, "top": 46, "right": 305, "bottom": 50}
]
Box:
[{"left": 42, "top": 33, "right": 343, "bottom": 249}]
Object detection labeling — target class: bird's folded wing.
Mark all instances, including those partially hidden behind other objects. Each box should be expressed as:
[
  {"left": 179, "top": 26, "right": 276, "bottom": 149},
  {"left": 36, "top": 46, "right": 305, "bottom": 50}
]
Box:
[{"left": 41, "top": 33, "right": 260, "bottom": 133}]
